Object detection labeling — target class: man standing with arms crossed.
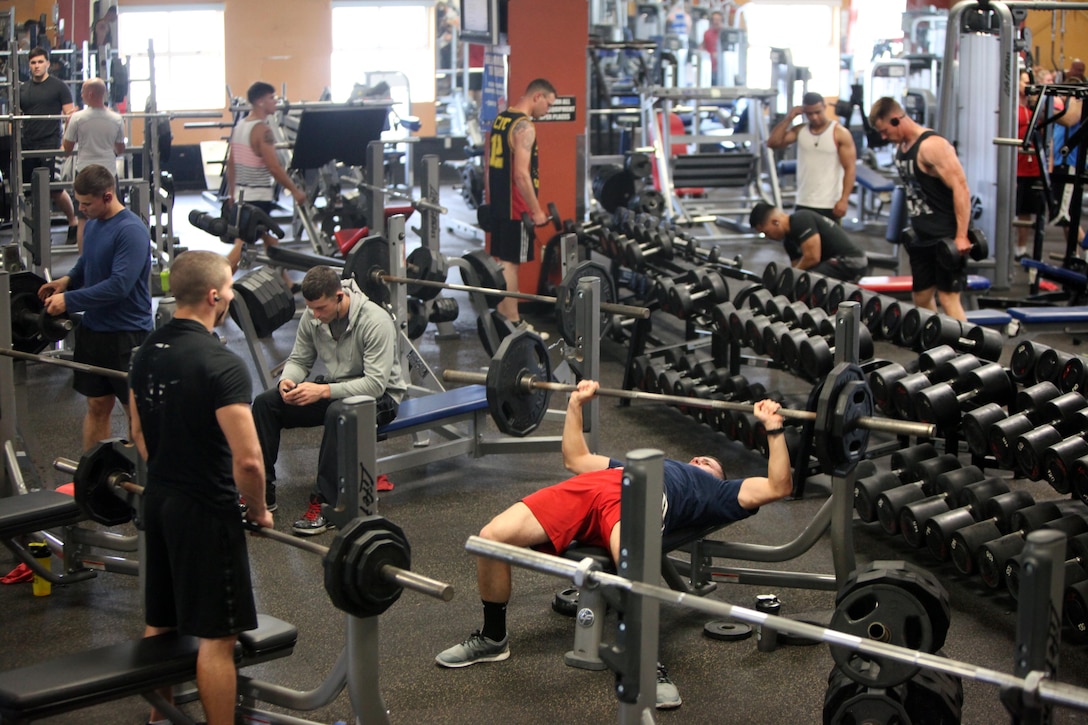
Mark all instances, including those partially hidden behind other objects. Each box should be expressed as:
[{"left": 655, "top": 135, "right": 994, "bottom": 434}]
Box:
[
  {"left": 870, "top": 97, "right": 971, "bottom": 322},
  {"left": 768, "top": 91, "right": 857, "bottom": 221},
  {"left": 38, "top": 165, "right": 152, "bottom": 451},
  {"left": 130, "top": 250, "right": 271, "bottom": 725},
  {"left": 20, "top": 47, "right": 78, "bottom": 243},
  {"left": 486, "top": 78, "right": 556, "bottom": 335},
  {"left": 62, "top": 77, "right": 126, "bottom": 250}
]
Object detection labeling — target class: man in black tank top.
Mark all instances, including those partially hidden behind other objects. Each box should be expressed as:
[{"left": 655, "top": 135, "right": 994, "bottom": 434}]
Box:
[
  {"left": 749, "top": 202, "right": 869, "bottom": 281},
  {"left": 870, "top": 97, "right": 972, "bottom": 322}
]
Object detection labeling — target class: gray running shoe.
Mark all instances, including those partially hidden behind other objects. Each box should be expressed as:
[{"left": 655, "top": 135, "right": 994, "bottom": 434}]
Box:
[
  {"left": 435, "top": 631, "right": 510, "bottom": 668},
  {"left": 656, "top": 663, "right": 682, "bottom": 710}
]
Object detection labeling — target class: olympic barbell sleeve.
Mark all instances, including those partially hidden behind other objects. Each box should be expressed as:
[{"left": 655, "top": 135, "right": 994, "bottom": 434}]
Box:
[
  {"left": 442, "top": 371, "right": 936, "bottom": 438},
  {"left": 375, "top": 271, "right": 651, "bottom": 319},
  {"left": 0, "top": 347, "right": 129, "bottom": 380},
  {"left": 464, "top": 536, "right": 1088, "bottom": 712}
]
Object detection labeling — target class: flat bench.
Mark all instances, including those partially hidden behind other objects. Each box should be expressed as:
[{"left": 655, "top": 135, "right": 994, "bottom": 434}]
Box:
[
  {"left": 378, "top": 384, "right": 488, "bottom": 437},
  {"left": 966, "top": 309, "right": 1012, "bottom": 327},
  {"left": 854, "top": 164, "right": 897, "bottom": 223},
  {"left": 0, "top": 615, "right": 297, "bottom": 723},
  {"left": 1020, "top": 258, "right": 1088, "bottom": 288},
  {"left": 0, "top": 490, "right": 84, "bottom": 540},
  {"left": 859, "top": 274, "right": 992, "bottom": 294}
]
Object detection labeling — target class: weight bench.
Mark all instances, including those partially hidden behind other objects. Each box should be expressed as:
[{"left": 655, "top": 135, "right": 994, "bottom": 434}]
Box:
[
  {"left": 332, "top": 205, "right": 415, "bottom": 255},
  {"left": 0, "top": 489, "right": 101, "bottom": 585},
  {"left": 375, "top": 385, "right": 561, "bottom": 476},
  {"left": 858, "top": 274, "right": 992, "bottom": 310},
  {"left": 853, "top": 164, "right": 897, "bottom": 224},
  {"left": 0, "top": 614, "right": 297, "bottom": 723},
  {"left": 558, "top": 523, "right": 722, "bottom": 670},
  {"left": 1005, "top": 305, "right": 1088, "bottom": 338}
]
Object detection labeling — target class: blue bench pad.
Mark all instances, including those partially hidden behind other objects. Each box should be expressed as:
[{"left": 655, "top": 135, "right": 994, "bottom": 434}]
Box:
[
  {"left": 854, "top": 165, "right": 897, "bottom": 192},
  {"left": 1008, "top": 306, "right": 1088, "bottom": 324},
  {"left": 1020, "top": 258, "right": 1088, "bottom": 287},
  {"left": 379, "top": 385, "right": 489, "bottom": 435},
  {"left": 966, "top": 309, "right": 1012, "bottom": 326}
]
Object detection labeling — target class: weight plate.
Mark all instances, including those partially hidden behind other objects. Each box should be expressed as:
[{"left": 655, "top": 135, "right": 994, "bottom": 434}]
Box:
[
  {"left": 813, "top": 363, "right": 871, "bottom": 476},
  {"left": 10, "top": 271, "right": 56, "bottom": 354},
  {"left": 342, "top": 235, "right": 390, "bottom": 306},
  {"left": 405, "top": 247, "right": 447, "bottom": 301},
  {"left": 406, "top": 297, "right": 428, "bottom": 340},
  {"left": 476, "top": 310, "right": 517, "bottom": 358},
  {"left": 323, "top": 515, "right": 410, "bottom": 618},
  {"left": 552, "top": 586, "right": 579, "bottom": 617},
  {"left": 703, "top": 620, "right": 753, "bottom": 641},
  {"left": 462, "top": 249, "right": 507, "bottom": 308},
  {"left": 555, "top": 260, "right": 617, "bottom": 345},
  {"left": 74, "top": 440, "right": 137, "bottom": 527},
  {"left": 485, "top": 330, "right": 552, "bottom": 437}
]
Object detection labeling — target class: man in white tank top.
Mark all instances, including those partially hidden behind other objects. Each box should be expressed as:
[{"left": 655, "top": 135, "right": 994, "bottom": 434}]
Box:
[
  {"left": 226, "top": 81, "right": 307, "bottom": 289},
  {"left": 767, "top": 92, "right": 856, "bottom": 221}
]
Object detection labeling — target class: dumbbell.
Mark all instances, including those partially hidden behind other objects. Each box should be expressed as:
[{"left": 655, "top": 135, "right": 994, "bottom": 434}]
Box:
[
  {"left": 1005, "top": 532, "right": 1088, "bottom": 601},
  {"left": 716, "top": 383, "right": 771, "bottom": 438},
  {"left": 1059, "top": 354, "right": 1088, "bottom": 394},
  {"left": 825, "top": 282, "right": 863, "bottom": 313},
  {"left": 791, "top": 270, "right": 830, "bottom": 307},
  {"left": 631, "top": 354, "right": 662, "bottom": 391},
  {"left": 895, "top": 467, "right": 1004, "bottom": 547},
  {"left": 807, "top": 275, "right": 833, "bottom": 311},
  {"left": 644, "top": 348, "right": 713, "bottom": 392},
  {"left": 919, "top": 315, "right": 1004, "bottom": 362},
  {"left": 1009, "top": 340, "right": 1052, "bottom": 385},
  {"left": 890, "top": 352, "right": 982, "bottom": 420},
  {"left": 924, "top": 488, "right": 1037, "bottom": 562},
  {"left": 976, "top": 503, "right": 1088, "bottom": 588},
  {"left": 1034, "top": 348, "right": 1075, "bottom": 387},
  {"left": 911, "top": 363, "right": 1013, "bottom": 428},
  {"left": 962, "top": 381, "right": 1060, "bottom": 459},
  {"left": 761, "top": 261, "right": 780, "bottom": 294},
  {"left": 774, "top": 266, "right": 801, "bottom": 301},
  {"left": 874, "top": 454, "right": 965, "bottom": 535},
  {"left": 1042, "top": 422, "right": 1088, "bottom": 495},
  {"left": 622, "top": 228, "right": 674, "bottom": 268},
  {"left": 861, "top": 293, "right": 896, "bottom": 338},
  {"left": 988, "top": 390, "right": 1086, "bottom": 467},
  {"left": 798, "top": 323, "right": 875, "bottom": 380},
  {"left": 868, "top": 347, "right": 959, "bottom": 415},
  {"left": 683, "top": 374, "right": 762, "bottom": 428},
  {"left": 762, "top": 294, "right": 811, "bottom": 326},
  {"left": 672, "top": 361, "right": 738, "bottom": 396},
  {"left": 851, "top": 443, "right": 938, "bottom": 523},
  {"left": 1015, "top": 407, "right": 1088, "bottom": 482},
  {"left": 668, "top": 270, "right": 730, "bottom": 319},
  {"left": 742, "top": 286, "right": 776, "bottom": 314},
  {"left": 521, "top": 202, "right": 562, "bottom": 235},
  {"left": 935, "top": 227, "right": 989, "bottom": 269},
  {"left": 777, "top": 314, "right": 836, "bottom": 374},
  {"left": 732, "top": 394, "right": 806, "bottom": 449},
  {"left": 879, "top": 299, "right": 909, "bottom": 341},
  {"left": 746, "top": 303, "right": 820, "bottom": 357},
  {"left": 897, "top": 307, "right": 938, "bottom": 351},
  {"left": 950, "top": 499, "right": 1072, "bottom": 576}
]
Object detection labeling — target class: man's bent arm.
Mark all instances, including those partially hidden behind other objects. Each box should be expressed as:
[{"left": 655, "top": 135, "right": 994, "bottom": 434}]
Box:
[{"left": 562, "top": 382, "right": 611, "bottom": 474}]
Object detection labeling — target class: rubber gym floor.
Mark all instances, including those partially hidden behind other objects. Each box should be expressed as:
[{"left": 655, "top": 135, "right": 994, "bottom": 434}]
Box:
[{"left": 1, "top": 182, "right": 1087, "bottom": 724}]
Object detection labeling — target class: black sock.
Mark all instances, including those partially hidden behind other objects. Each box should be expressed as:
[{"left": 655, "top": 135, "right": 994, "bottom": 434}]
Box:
[{"left": 481, "top": 600, "right": 507, "bottom": 642}]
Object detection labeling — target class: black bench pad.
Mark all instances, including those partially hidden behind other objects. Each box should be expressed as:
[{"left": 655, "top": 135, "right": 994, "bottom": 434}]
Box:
[{"left": 0, "top": 490, "right": 84, "bottom": 540}]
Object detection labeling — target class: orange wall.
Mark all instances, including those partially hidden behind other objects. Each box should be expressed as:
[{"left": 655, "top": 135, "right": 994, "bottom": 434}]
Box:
[
  {"left": 1026, "top": 10, "right": 1088, "bottom": 75},
  {"left": 507, "top": 0, "right": 588, "bottom": 293}
]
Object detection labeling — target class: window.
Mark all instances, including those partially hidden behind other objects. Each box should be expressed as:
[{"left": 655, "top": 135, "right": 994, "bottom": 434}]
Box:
[
  {"left": 117, "top": 5, "right": 226, "bottom": 111},
  {"left": 330, "top": 2, "right": 435, "bottom": 105},
  {"left": 743, "top": 1, "right": 840, "bottom": 100}
]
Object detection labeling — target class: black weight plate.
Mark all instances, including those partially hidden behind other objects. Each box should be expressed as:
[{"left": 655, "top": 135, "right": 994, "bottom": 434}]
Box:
[
  {"left": 406, "top": 297, "right": 428, "bottom": 340},
  {"left": 74, "top": 441, "right": 136, "bottom": 527},
  {"left": 830, "top": 582, "right": 933, "bottom": 688},
  {"left": 462, "top": 249, "right": 507, "bottom": 308},
  {"left": 552, "top": 587, "right": 579, "bottom": 617},
  {"left": 485, "top": 330, "right": 552, "bottom": 437},
  {"left": 703, "top": 620, "right": 753, "bottom": 641},
  {"left": 10, "top": 271, "right": 52, "bottom": 354},
  {"left": 555, "top": 260, "right": 616, "bottom": 345},
  {"left": 813, "top": 363, "right": 871, "bottom": 475},
  {"left": 476, "top": 310, "right": 517, "bottom": 357},
  {"left": 342, "top": 235, "right": 390, "bottom": 306},
  {"left": 405, "top": 246, "right": 447, "bottom": 301}
]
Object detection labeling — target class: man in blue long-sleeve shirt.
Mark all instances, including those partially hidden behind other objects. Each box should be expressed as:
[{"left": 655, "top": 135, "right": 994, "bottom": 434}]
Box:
[{"left": 39, "top": 164, "right": 152, "bottom": 451}]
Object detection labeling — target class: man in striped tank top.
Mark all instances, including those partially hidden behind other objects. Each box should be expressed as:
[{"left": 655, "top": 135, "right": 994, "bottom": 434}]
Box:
[{"left": 226, "top": 82, "right": 307, "bottom": 290}]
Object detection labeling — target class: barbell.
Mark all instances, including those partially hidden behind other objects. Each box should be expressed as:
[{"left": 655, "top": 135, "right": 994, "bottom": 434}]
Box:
[
  {"left": 465, "top": 535, "right": 1088, "bottom": 715},
  {"left": 54, "top": 443, "right": 454, "bottom": 618},
  {"left": 358, "top": 181, "right": 448, "bottom": 215},
  {"left": 0, "top": 346, "right": 129, "bottom": 380},
  {"left": 443, "top": 331, "right": 936, "bottom": 447}
]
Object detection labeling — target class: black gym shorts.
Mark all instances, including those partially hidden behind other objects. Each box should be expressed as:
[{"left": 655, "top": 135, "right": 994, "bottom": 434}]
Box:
[
  {"left": 907, "top": 242, "right": 966, "bottom": 294},
  {"left": 1015, "top": 177, "right": 1046, "bottom": 217},
  {"left": 488, "top": 218, "right": 532, "bottom": 265},
  {"left": 143, "top": 488, "right": 258, "bottom": 638},
  {"left": 72, "top": 326, "right": 147, "bottom": 400},
  {"left": 20, "top": 155, "right": 58, "bottom": 188}
]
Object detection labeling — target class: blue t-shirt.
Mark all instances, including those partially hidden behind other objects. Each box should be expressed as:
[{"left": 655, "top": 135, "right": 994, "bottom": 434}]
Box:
[
  {"left": 1054, "top": 122, "right": 1081, "bottom": 167},
  {"left": 65, "top": 207, "right": 153, "bottom": 333},
  {"left": 608, "top": 458, "right": 753, "bottom": 534}
]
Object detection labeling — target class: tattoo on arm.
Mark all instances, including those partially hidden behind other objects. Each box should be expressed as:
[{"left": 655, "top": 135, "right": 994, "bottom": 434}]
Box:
[{"left": 512, "top": 120, "right": 536, "bottom": 152}]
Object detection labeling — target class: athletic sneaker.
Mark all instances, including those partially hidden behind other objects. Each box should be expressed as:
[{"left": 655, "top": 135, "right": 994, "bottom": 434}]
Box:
[
  {"left": 514, "top": 319, "right": 550, "bottom": 342},
  {"left": 434, "top": 631, "right": 510, "bottom": 668},
  {"left": 238, "top": 483, "right": 277, "bottom": 514},
  {"left": 656, "top": 663, "right": 682, "bottom": 710},
  {"left": 292, "top": 494, "right": 333, "bottom": 536}
]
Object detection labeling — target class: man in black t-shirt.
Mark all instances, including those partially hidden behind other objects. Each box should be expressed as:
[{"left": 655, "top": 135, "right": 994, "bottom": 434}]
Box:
[
  {"left": 749, "top": 202, "right": 869, "bottom": 281},
  {"left": 129, "top": 251, "right": 270, "bottom": 725},
  {"left": 20, "top": 47, "right": 78, "bottom": 241}
]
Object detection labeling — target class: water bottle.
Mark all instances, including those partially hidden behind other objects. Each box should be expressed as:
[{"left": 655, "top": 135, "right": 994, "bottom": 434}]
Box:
[
  {"left": 28, "top": 542, "right": 51, "bottom": 597},
  {"left": 755, "top": 594, "right": 780, "bottom": 652}
]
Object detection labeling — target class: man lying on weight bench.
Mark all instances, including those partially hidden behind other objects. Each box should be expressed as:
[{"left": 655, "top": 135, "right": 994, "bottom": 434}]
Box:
[{"left": 436, "top": 380, "right": 791, "bottom": 709}]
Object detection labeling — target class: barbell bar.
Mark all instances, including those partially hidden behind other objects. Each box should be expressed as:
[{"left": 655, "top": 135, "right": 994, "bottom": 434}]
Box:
[
  {"left": 53, "top": 455, "right": 454, "bottom": 604},
  {"left": 0, "top": 346, "right": 129, "bottom": 380},
  {"left": 358, "top": 182, "right": 448, "bottom": 215},
  {"left": 370, "top": 269, "right": 652, "bottom": 320},
  {"left": 465, "top": 536, "right": 1088, "bottom": 714},
  {"left": 443, "top": 369, "right": 936, "bottom": 438}
]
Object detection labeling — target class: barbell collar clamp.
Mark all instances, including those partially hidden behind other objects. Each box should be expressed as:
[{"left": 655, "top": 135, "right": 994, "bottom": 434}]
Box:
[
  {"left": 441, "top": 370, "right": 935, "bottom": 438},
  {"left": 465, "top": 536, "right": 1088, "bottom": 713},
  {"left": 374, "top": 270, "right": 651, "bottom": 319}
]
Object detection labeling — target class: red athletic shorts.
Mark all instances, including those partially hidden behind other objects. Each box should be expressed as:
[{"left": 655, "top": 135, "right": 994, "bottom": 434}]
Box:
[{"left": 522, "top": 468, "right": 624, "bottom": 554}]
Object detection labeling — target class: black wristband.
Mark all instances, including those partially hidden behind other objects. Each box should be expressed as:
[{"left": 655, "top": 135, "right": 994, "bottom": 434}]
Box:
[{"left": 764, "top": 427, "right": 785, "bottom": 436}]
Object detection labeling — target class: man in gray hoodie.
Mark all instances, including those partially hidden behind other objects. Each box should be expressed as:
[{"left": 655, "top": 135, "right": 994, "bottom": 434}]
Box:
[{"left": 252, "top": 265, "right": 406, "bottom": 535}]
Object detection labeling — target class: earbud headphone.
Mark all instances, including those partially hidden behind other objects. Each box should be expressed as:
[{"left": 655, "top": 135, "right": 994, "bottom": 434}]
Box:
[
  {"left": 213, "top": 295, "right": 221, "bottom": 302},
  {"left": 890, "top": 116, "right": 902, "bottom": 127}
]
